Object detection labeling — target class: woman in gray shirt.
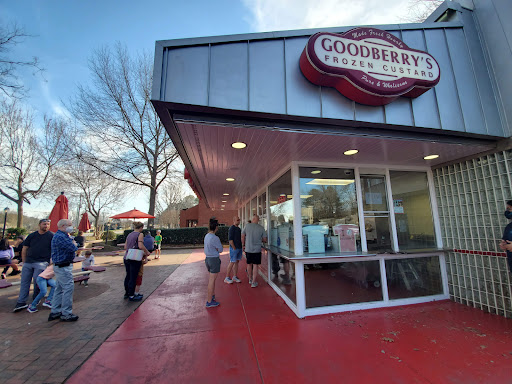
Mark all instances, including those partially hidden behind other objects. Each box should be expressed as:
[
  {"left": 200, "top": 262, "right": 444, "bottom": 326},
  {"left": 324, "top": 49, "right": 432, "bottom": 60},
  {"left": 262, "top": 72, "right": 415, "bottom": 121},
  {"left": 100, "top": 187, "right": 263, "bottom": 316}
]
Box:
[{"left": 204, "top": 218, "right": 223, "bottom": 308}]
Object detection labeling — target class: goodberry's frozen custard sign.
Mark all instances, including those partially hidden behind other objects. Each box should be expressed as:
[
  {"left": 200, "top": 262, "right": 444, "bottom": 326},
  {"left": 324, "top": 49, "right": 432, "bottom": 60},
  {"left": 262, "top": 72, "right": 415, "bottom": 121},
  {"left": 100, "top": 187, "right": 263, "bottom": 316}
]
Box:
[{"left": 300, "top": 27, "right": 441, "bottom": 106}]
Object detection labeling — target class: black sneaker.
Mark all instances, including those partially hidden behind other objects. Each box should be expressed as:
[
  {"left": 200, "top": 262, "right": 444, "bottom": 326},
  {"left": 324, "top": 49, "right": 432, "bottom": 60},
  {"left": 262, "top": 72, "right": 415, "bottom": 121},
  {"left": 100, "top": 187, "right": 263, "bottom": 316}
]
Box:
[
  {"left": 13, "top": 303, "right": 28, "bottom": 312},
  {"left": 60, "top": 314, "right": 79, "bottom": 322},
  {"left": 128, "top": 295, "right": 142, "bottom": 301},
  {"left": 124, "top": 294, "right": 129, "bottom": 299},
  {"left": 8, "top": 270, "right": 21, "bottom": 276},
  {"left": 48, "top": 312, "right": 62, "bottom": 321}
]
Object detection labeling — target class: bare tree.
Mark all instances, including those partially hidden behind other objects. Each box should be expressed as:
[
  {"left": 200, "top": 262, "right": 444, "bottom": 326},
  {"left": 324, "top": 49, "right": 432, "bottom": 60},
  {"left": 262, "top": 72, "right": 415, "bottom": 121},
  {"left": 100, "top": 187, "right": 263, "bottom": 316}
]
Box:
[
  {"left": 70, "top": 43, "right": 179, "bottom": 227},
  {"left": 403, "top": 0, "right": 444, "bottom": 23},
  {"left": 0, "top": 99, "right": 65, "bottom": 227},
  {"left": 156, "top": 180, "right": 198, "bottom": 228},
  {"left": 50, "top": 163, "right": 126, "bottom": 238},
  {"left": 0, "top": 22, "right": 42, "bottom": 97}
]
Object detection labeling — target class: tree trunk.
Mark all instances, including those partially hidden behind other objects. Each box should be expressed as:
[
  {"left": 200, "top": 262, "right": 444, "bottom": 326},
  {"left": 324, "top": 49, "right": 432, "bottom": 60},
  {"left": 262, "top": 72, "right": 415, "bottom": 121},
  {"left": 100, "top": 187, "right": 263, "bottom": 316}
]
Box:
[
  {"left": 17, "top": 200, "right": 23, "bottom": 228},
  {"left": 148, "top": 183, "right": 157, "bottom": 229}
]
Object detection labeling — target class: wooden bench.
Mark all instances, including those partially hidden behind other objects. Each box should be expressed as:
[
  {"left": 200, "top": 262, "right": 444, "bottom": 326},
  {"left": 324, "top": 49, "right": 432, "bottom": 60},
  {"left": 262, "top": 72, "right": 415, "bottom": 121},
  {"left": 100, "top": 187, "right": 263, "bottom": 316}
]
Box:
[
  {"left": 0, "top": 268, "right": 107, "bottom": 289},
  {"left": 74, "top": 274, "right": 90, "bottom": 284}
]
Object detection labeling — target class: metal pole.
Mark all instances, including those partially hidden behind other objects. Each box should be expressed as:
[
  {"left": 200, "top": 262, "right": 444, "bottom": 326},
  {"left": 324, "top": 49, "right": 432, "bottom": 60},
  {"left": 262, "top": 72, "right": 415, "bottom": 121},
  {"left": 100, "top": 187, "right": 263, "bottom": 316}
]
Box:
[
  {"left": 105, "top": 221, "right": 109, "bottom": 245},
  {"left": 76, "top": 195, "right": 82, "bottom": 227}
]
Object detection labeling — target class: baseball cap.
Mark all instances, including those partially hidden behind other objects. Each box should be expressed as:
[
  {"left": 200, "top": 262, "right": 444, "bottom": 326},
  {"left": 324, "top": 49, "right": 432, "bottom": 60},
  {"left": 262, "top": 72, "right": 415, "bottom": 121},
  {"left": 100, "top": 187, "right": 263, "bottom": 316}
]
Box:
[{"left": 39, "top": 219, "right": 51, "bottom": 224}]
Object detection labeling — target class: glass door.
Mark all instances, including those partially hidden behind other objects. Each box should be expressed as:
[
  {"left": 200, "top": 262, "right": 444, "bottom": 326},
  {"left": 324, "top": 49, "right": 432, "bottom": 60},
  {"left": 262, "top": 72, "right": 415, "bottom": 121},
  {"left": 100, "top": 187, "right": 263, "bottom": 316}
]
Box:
[{"left": 360, "top": 175, "right": 393, "bottom": 253}]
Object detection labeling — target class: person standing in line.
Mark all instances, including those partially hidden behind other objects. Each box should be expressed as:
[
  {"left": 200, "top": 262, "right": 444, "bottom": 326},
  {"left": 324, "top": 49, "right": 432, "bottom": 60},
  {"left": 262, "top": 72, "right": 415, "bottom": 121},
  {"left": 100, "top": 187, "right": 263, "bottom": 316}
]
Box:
[
  {"left": 224, "top": 216, "right": 242, "bottom": 284},
  {"left": 499, "top": 200, "right": 512, "bottom": 273},
  {"left": 205, "top": 218, "right": 223, "bottom": 308},
  {"left": 242, "top": 214, "right": 267, "bottom": 288},
  {"left": 27, "top": 264, "right": 56, "bottom": 313},
  {"left": 13, "top": 219, "right": 53, "bottom": 312},
  {"left": 154, "top": 230, "right": 162, "bottom": 259},
  {"left": 49, "top": 219, "right": 79, "bottom": 322},
  {"left": 123, "top": 222, "right": 150, "bottom": 301}
]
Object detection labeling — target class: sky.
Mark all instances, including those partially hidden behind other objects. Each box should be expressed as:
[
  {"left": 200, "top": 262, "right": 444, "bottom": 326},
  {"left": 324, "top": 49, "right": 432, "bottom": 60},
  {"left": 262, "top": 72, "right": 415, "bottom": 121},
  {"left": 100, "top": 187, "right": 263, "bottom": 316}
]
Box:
[{"left": 0, "top": 0, "right": 427, "bottom": 220}]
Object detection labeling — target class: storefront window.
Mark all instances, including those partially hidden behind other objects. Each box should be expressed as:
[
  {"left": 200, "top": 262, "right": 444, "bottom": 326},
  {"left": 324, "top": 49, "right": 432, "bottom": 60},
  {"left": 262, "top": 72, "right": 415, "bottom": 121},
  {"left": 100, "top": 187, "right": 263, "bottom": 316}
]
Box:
[
  {"left": 385, "top": 256, "right": 443, "bottom": 299},
  {"left": 389, "top": 171, "right": 436, "bottom": 251},
  {"left": 305, "top": 260, "right": 383, "bottom": 307},
  {"left": 269, "top": 170, "right": 294, "bottom": 252},
  {"left": 300, "top": 167, "right": 359, "bottom": 254},
  {"left": 251, "top": 197, "right": 257, "bottom": 218}
]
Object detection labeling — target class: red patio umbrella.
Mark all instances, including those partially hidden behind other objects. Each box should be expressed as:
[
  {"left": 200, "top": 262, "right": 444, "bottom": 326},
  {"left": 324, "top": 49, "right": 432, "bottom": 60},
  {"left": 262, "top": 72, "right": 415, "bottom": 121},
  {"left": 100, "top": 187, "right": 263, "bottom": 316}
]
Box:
[
  {"left": 110, "top": 208, "right": 155, "bottom": 220},
  {"left": 49, "top": 192, "right": 69, "bottom": 232},
  {"left": 78, "top": 212, "right": 91, "bottom": 232}
]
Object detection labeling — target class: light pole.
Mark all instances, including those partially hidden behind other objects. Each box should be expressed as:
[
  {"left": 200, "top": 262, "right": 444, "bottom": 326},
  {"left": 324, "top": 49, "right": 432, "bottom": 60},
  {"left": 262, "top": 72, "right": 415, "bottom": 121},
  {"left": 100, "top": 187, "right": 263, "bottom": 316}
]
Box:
[
  {"left": 2, "top": 207, "right": 10, "bottom": 238},
  {"left": 105, "top": 219, "right": 111, "bottom": 245}
]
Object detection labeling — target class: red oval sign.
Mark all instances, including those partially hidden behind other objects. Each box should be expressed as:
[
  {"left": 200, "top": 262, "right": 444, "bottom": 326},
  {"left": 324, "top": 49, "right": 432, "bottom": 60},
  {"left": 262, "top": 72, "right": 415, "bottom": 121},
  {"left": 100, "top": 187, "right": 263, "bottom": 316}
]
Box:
[{"left": 300, "top": 27, "right": 441, "bottom": 106}]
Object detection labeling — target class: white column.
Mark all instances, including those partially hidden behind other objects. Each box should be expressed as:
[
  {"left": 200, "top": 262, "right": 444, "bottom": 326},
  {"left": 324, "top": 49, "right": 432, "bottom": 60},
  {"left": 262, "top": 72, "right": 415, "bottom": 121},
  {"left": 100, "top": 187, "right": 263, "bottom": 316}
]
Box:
[
  {"left": 385, "top": 169, "right": 399, "bottom": 252},
  {"left": 291, "top": 162, "right": 303, "bottom": 256},
  {"left": 295, "top": 260, "right": 306, "bottom": 318},
  {"left": 355, "top": 167, "right": 368, "bottom": 252},
  {"left": 427, "top": 169, "right": 444, "bottom": 249}
]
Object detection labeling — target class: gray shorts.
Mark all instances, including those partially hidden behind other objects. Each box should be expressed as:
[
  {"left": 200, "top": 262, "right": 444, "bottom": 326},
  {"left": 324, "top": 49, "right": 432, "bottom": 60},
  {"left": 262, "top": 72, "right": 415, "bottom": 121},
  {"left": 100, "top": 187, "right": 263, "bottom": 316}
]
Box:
[{"left": 205, "top": 257, "right": 221, "bottom": 274}]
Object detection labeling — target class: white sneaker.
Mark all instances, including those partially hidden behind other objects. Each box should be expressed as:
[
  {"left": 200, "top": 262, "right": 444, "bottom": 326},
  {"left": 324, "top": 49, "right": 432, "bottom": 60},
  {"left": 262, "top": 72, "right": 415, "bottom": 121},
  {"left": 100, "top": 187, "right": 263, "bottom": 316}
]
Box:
[
  {"left": 232, "top": 276, "right": 241, "bottom": 283},
  {"left": 224, "top": 277, "right": 233, "bottom": 284},
  {"left": 251, "top": 281, "right": 258, "bottom": 288}
]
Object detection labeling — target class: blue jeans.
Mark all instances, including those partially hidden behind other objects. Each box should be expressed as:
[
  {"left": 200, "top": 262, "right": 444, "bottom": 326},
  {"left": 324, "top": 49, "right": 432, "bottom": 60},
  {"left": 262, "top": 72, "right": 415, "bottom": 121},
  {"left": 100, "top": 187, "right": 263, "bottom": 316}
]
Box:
[
  {"left": 51, "top": 265, "right": 74, "bottom": 317},
  {"left": 16, "top": 261, "right": 48, "bottom": 305},
  {"left": 30, "top": 276, "right": 56, "bottom": 309}
]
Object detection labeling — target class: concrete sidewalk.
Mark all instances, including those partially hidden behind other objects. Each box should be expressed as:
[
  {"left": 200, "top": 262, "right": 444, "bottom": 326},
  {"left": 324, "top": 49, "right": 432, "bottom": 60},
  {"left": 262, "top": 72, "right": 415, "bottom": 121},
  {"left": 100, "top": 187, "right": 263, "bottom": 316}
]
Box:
[
  {"left": 0, "top": 250, "right": 191, "bottom": 384},
  {"left": 69, "top": 249, "right": 512, "bottom": 384}
]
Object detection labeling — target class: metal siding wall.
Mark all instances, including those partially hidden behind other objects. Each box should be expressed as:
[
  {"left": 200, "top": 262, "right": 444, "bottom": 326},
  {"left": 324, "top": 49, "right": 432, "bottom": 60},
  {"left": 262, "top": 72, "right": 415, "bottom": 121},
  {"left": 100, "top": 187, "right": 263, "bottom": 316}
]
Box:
[
  {"left": 284, "top": 37, "right": 321, "bottom": 117},
  {"left": 382, "top": 30, "right": 415, "bottom": 127},
  {"left": 473, "top": 0, "right": 512, "bottom": 136},
  {"left": 425, "top": 29, "right": 465, "bottom": 133},
  {"left": 321, "top": 87, "right": 355, "bottom": 121},
  {"left": 402, "top": 30, "right": 441, "bottom": 130},
  {"left": 165, "top": 46, "right": 209, "bottom": 105},
  {"left": 209, "top": 43, "right": 248, "bottom": 110},
  {"left": 445, "top": 28, "right": 485, "bottom": 135},
  {"left": 248, "top": 40, "right": 287, "bottom": 114},
  {"left": 460, "top": 10, "right": 503, "bottom": 136}
]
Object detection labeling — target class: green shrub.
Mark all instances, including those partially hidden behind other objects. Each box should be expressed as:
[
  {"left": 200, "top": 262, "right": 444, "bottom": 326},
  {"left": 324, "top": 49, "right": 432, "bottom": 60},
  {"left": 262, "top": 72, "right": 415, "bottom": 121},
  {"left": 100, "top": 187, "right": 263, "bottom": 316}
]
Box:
[
  {"left": 121, "top": 226, "right": 229, "bottom": 245},
  {"left": 101, "top": 231, "right": 117, "bottom": 241},
  {"left": 6, "top": 227, "right": 28, "bottom": 239}
]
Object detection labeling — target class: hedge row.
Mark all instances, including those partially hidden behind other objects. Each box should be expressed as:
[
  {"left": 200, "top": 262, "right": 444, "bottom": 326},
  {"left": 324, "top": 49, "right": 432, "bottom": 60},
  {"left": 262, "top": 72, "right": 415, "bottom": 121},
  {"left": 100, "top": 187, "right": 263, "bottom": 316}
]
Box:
[{"left": 116, "top": 226, "right": 229, "bottom": 245}]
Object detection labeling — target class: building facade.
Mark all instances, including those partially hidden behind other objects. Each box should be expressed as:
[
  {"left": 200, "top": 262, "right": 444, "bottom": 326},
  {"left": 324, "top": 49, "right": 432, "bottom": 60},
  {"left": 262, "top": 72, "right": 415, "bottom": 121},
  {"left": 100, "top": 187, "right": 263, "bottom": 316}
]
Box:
[{"left": 152, "top": 0, "right": 512, "bottom": 318}]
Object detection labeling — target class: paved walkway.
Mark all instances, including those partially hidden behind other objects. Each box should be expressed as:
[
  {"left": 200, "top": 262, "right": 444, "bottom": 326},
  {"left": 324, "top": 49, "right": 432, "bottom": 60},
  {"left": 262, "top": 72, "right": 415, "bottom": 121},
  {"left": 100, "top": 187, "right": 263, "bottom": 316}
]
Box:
[
  {"left": 69, "top": 249, "right": 512, "bottom": 384},
  {"left": 0, "top": 250, "right": 191, "bottom": 384}
]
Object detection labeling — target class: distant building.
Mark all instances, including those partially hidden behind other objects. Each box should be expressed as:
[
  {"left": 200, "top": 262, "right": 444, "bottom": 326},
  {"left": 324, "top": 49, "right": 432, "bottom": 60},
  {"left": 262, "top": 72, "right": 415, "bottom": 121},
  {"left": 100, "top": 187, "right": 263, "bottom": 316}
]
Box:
[{"left": 180, "top": 201, "right": 237, "bottom": 228}]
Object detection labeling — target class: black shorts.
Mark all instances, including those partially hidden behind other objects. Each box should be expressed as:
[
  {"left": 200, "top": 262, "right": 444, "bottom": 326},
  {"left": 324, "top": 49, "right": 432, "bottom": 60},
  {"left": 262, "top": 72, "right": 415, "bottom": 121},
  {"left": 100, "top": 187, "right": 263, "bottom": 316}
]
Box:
[{"left": 246, "top": 252, "right": 262, "bottom": 265}]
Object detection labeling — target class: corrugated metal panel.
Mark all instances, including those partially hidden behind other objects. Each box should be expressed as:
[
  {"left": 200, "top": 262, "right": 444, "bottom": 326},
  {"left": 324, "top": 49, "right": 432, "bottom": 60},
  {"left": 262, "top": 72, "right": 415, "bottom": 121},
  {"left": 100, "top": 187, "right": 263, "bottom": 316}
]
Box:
[
  {"left": 157, "top": 21, "right": 506, "bottom": 138},
  {"left": 248, "top": 40, "right": 287, "bottom": 114},
  {"left": 164, "top": 46, "right": 209, "bottom": 105},
  {"left": 209, "top": 42, "right": 248, "bottom": 110},
  {"left": 285, "top": 37, "right": 321, "bottom": 117},
  {"left": 425, "top": 29, "right": 465, "bottom": 133},
  {"left": 460, "top": 10, "right": 503, "bottom": 136}
]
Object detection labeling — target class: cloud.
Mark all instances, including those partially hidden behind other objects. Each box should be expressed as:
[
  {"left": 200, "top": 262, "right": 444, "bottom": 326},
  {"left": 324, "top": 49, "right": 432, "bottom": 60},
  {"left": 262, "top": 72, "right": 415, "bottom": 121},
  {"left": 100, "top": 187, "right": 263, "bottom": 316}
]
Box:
[{"left": 242, "top": 0, "right": 414, "bottom": 32}]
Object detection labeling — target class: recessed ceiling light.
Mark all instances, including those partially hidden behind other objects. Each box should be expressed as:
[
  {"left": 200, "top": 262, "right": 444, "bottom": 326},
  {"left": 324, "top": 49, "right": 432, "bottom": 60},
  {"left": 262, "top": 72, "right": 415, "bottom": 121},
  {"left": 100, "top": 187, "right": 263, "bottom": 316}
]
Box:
[
  {"left": 344, "top": 149, "right": 359, "bottom": 156},
  {"left": 311, "top": 170, "right": 321, "bottom": 174},
  {"left": 226, "top": 178, "right": 235, "bottom": 182},
  {"left": 221, "top": 205, "right": 225, "bottom": 207},
  {"left": 221, "top": 209, "right": 224, "bottom": 210},
  {"left": 424, "top": 154, "right": 439, "bottom": 160},
  {"left": 221, "top": 200, "right": 227, "bottom": 203},
  {"left": 223, "top": 193, "right": 229, "bottom": 196},
  {"left": 231, "top": 142, "right": 247, "bottom": 149}
]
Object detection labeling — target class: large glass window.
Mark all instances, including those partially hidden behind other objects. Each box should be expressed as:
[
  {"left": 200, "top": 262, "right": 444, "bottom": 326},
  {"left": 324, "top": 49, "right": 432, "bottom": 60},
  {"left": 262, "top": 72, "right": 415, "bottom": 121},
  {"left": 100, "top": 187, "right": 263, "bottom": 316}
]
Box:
[
  {"left": 251, "top": 197, "right": 257, "bottom": 218},
  {"left": 269, "top": 171, "right": 294, "bottom": 252},
  {"left": 390, "top": 171, "right": 436, "bottom": 251},
  {"left": 385, "top": 256, "right": 443, "bottom": 299},
  {"left": 300, "top": 167, "right": 359, "bottom": 254},
  {"left": 304, "top": 260, "right": 383, "bottom": 307}
]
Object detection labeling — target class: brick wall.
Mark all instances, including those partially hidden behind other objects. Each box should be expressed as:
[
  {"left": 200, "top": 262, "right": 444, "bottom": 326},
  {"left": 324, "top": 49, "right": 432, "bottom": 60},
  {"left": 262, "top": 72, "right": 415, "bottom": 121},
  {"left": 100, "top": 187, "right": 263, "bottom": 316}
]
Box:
[{"left": 180, "top": 201, "right": 237, "bottom": 228}]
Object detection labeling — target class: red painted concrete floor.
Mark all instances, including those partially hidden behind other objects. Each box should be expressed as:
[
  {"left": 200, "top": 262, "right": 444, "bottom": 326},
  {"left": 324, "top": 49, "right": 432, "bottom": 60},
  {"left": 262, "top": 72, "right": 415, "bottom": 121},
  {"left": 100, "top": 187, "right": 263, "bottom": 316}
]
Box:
[{"left": 69, "top": 250, "right": 512, "bottom": 384}]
